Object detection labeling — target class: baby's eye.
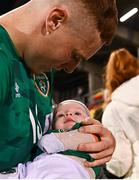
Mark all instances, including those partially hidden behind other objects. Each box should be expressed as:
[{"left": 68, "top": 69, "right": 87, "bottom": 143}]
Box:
[
  {"left": 57, "top": 114, "right": 65, "bottom": 118},
  {"left": 74, "top": 112, "right": 82, "bottom": 116}
]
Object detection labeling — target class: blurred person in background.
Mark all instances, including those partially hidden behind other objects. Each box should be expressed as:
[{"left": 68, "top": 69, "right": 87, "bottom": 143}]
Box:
[{"left": 102, "top": 48, "right": 139, "bottom": 178}]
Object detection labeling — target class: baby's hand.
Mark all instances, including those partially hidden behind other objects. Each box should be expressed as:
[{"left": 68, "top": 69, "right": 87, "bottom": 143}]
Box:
[{"left": 55, "top": 129, "right": 98, "bottom": 150}]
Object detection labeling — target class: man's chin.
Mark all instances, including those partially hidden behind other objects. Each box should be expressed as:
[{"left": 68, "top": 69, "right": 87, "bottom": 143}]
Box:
[
  {"left": 64, "top": 68, "right": 75, "bottom": 74},
  {"left": 31, "top": 68, "right": 51, "bottom": 75}
]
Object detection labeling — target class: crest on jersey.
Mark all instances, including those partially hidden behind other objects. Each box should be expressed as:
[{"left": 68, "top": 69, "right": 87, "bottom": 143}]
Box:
[{"left": 33, "top": 73, "right": 50, "bottom": 97}]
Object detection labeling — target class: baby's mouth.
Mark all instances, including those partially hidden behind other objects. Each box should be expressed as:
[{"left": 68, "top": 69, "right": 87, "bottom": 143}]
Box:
[{"left": 64, "top": 117, "right": 76, "bottom": 124}]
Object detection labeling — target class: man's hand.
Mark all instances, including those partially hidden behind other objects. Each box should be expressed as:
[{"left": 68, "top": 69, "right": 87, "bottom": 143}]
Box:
[{"left": 77, "top": 119, "right": 115, "bottom": 167}]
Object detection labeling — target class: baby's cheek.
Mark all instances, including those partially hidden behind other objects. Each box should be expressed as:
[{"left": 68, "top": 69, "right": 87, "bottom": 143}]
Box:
[{"left": 55, "top": 120, "right": 64, "bottom": 129}]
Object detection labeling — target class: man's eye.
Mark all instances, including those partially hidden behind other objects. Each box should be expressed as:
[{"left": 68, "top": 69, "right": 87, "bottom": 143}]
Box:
[{"left": 73, "top": 53, "right": 81, "bottom": 62}]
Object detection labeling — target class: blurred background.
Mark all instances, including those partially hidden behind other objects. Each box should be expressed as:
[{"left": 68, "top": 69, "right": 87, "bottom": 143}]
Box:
[{"left": 1, "top": 0, "right": 139, "bottom": 117}]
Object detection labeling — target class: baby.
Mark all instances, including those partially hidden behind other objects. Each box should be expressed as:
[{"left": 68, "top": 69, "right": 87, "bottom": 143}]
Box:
[{"left": 21, "top": 100, "right": 102, "bottom": 179}]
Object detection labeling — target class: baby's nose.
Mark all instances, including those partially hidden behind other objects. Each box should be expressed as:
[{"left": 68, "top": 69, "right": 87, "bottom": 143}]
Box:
[{"left": 65, "top": 112, "right": 73, "bottom": 116}]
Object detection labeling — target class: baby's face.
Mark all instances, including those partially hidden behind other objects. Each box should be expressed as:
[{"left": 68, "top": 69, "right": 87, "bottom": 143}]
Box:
[{"left": 55, "top": 102, "right": 89, "bottom": 129}]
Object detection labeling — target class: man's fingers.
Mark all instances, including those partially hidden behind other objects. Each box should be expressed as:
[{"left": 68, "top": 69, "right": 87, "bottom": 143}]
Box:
[
  {"left": 90, "top": 148, "right": 114, "bottom": 160},
  {"left": 84, "top": 156, "right": 112, "bottom": 167},
  {"left": 79, "top": 124, "right": 107, "bottom": 136},
  {"left": 81, "top": 119, "right": 102, "bottom": 126},
  {"left": 78, "top": 141, "right": 109, "bottom": 152}
]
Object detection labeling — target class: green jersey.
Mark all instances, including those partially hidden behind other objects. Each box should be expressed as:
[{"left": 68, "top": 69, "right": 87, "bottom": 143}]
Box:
[{"left": 0, "top": 25, "right": 53, "bottom": 171}]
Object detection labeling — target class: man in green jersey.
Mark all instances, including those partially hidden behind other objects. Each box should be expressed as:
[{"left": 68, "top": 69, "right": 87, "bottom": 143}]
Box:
[{"left": 0, "top": 0, "right": 117, "bottom": 178}]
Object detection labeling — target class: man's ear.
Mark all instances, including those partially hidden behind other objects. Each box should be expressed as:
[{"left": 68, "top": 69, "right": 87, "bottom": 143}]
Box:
[{"left": 46, "top": 8, "right": 68, "bottom": 33}]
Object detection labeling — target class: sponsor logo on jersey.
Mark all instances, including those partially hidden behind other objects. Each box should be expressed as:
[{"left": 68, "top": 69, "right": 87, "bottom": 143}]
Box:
[
  {"left": 33, "top": 73, "right": 50, "bottom": 97},
  {"left": 15, "top": 82, "right": 21, "bottom": 98}
]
